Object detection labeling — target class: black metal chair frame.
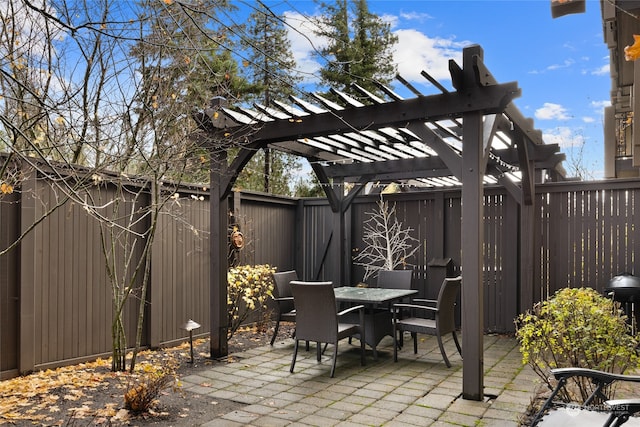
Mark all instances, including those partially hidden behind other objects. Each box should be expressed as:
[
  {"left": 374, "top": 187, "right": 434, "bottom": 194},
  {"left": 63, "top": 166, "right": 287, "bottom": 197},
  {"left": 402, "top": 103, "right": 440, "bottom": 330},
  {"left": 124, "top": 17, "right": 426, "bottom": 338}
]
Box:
[{"left": 531, "top": 368, "right": 640, "bottom": 426}]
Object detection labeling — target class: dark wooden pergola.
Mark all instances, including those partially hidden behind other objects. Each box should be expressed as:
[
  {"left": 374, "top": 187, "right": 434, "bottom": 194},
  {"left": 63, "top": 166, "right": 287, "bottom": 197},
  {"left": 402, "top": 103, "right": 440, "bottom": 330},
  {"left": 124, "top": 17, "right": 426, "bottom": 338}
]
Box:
[{"left": 194, "top": 45, "right": 566, "bottom": 401}]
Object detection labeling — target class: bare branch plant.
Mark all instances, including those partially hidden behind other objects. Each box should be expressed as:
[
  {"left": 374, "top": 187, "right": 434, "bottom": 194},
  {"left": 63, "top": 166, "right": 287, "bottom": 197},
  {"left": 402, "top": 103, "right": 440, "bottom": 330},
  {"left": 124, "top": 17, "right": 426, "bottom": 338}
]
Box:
[{"left": 353, "top": 195, "right": 420, "bottom": 281}]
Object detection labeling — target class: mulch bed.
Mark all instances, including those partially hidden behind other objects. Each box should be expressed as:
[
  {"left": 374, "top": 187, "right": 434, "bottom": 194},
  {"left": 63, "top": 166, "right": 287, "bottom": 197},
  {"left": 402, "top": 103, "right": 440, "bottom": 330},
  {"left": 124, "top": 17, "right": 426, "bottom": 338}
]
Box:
[{"left": 0, "top": 323, "right": 295, "bottom": 426}]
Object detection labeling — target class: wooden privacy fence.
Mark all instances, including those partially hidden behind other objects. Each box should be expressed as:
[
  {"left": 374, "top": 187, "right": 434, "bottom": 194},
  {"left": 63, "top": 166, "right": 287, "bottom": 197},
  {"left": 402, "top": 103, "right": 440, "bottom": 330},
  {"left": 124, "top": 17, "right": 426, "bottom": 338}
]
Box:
[
  {"left": 3, "top": 167, "right": 640, "bottom": 378},
  {"left": 536, "top": 179, "right": 640, "bottom": 298}
]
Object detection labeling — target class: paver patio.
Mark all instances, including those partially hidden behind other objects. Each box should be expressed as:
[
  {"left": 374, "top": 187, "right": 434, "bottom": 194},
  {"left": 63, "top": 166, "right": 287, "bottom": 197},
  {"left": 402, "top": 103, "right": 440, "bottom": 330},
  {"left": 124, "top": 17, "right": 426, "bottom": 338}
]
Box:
[{"left": 180, "top": 334, "right": 537, "bottom": 426}]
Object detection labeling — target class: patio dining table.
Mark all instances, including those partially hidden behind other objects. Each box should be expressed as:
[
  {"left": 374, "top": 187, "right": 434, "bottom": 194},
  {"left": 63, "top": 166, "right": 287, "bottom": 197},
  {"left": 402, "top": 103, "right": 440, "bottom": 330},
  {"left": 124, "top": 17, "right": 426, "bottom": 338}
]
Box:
[{"left": 334, "top": 286, "right": 417, "bottom": 360}]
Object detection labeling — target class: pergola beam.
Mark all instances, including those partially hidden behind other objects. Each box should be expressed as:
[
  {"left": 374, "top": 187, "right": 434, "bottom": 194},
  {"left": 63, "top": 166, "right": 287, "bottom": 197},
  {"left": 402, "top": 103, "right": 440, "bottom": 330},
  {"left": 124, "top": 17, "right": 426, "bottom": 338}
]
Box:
[
  {"left": 206, "top": 83, "right": 520, "bottom": 144},
  {"left": 407, "top": 122, "right": 463, "bottom": 180},
  {"left": 322, "top": 156, "right": 447, "bottom": 179}
]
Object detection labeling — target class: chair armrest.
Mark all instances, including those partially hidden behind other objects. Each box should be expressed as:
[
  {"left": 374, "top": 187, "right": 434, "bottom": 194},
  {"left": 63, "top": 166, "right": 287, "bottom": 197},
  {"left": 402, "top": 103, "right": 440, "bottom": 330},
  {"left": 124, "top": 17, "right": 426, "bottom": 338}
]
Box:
[
  {"left": 338, "top": 305, "right": 366, "bottom": 334},
  {"left": 392, "top": 303, "right": 437, "bottom": 320},
  {"left": 393, "top": 303, "right": 437, "bottom": 313},
  {"left": 551, "top": 367, "right": 640, "bottom": 384},
  {"left": 338, "top": 304, "right": 365, "bottom": 317},
  {"left": 606, "top": 398, "right": 640, "bottom": 416},
  {"left": 272, "top": 296, "right": 294, "bottom": 303},
  {"left": 412, "top": 298, "right": 437, "bottom": 305}
]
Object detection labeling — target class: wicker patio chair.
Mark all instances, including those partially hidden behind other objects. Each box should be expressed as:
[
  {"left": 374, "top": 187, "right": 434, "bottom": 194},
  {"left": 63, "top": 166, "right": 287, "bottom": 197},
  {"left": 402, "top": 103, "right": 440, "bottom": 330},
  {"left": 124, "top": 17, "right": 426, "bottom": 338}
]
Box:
[
  {"left": 269, "top": 270, "right": 298, "bottom": 346},
  {"left": 377, "top": 269, "right": 413, "bottom": 346},
  {"left": 376, "top": 269, "right": 413, "bottom": 290},
  {"left": 392, "top": 276, "right": 462, "bottom": 367},
  {"left": 289, "top": 281, "right": 365, "bottom": 378}
]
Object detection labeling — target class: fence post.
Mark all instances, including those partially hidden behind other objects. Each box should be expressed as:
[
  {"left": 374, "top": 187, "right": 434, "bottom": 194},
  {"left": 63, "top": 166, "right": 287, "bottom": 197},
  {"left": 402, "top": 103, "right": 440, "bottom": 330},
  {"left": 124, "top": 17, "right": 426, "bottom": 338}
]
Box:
[
  {"left": 19, "top": 163, "right": 37, "bottom": 374},
  {"left": 149, "top": 181, "right": 161, "bottom": 349}
]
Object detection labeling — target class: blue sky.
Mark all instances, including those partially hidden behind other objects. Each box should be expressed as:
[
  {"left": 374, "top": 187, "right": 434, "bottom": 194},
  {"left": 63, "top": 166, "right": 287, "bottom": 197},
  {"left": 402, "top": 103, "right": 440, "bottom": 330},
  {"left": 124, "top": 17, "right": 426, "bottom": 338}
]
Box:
[{"left": 253, "top": 0, "right": 612, "bottom": 180}]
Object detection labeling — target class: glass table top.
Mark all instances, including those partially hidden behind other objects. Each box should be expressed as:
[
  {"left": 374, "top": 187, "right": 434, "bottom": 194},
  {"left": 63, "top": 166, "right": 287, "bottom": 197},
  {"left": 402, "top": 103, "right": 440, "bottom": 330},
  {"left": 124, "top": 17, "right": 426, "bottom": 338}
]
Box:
[{"left": 333, "top": 287, "right": 417, "bottom": 304}]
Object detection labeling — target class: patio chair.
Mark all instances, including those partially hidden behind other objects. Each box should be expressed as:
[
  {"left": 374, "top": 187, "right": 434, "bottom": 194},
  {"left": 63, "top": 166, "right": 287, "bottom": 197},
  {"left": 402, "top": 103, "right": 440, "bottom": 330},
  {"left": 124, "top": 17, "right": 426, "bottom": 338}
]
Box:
[
  {"left": 377, "top": 269, "right": 413, "bottom": 290},
  {"left": 269, "top": 270, "right": 298, "bottom": 346},
  {"left": 289, "top": 281, "right": 366, "bottom": 378},
  {"left": 392, "top": 276, "right": 462, "bottom": 367},
  {"left": 531, "top": 368, "right": 640, "bottom": 426},
  {"left": 377, "top": 269, "right": 413, "bottom": 346}
]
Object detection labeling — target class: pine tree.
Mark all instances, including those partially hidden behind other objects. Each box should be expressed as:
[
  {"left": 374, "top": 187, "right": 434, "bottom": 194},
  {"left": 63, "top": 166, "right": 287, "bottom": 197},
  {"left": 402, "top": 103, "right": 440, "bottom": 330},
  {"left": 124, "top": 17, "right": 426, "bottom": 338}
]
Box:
[
  {"left": 236, "top": 3, "right": 303, "bottom": 194},
  {"left": 130, "top": 0, "right": 258, "bottom": 182},
  {"left": 314, "top": 0, "right": 398, "bottom": 100},
  {"left": 293, "top": 174, "right": 325, "bottom": 198},
  {"left": 232, "top": 150, "right": 302, "bottom": 196}
]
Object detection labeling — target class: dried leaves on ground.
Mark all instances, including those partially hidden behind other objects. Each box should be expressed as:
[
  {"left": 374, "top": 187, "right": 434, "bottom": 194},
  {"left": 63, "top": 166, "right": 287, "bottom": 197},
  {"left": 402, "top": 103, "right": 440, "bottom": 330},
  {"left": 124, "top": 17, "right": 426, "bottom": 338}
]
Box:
[{"left": 1, "top": 324, "right": 293, "bottom": 426}]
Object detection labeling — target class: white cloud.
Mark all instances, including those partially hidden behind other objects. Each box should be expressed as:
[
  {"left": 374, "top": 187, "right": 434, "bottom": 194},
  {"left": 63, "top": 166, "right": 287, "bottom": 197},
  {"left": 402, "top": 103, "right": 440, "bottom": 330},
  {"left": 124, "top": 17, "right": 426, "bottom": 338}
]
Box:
[
  {"left": 547, "top": 59, "right": 575, "bottom": 71},
  {"left": 283, "top": 11, "right": 325, "bottom": 84},
  {"left": 582, "top": 116, "right": 595, "bottom": 123},
  {"left": 394, "top": 29, "right": 466, "bottom": 82},
  {"left": 535, "top": 103, "right": 571, "bottom": 120},
  {"left": 398, "top": 11, "right": 433, "bottom": 23},
  {"left": 380, "top": 13, "right": 399, "bottom": 28},
  {"left": 591, "top": 100, "right": 611, "bottom": 109},
  {"left": 592, "top": 64, "right": 610, "bottom": 76},
  {"left": 543, "top": 127, "right": 585, "bottom": 149},
  {"left": 283, "top": 11, "right": 468, "bottom": 89},
  {"left": 528, "top": 60, "right": 574, "bottom": 75}
]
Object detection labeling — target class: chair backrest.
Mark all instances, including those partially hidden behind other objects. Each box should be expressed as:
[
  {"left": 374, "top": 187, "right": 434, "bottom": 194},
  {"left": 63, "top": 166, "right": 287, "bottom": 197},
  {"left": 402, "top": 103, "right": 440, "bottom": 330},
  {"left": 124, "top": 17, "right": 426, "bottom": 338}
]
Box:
[
  {"left": 376, "top": 270, "right": 413, "bottom": 290},
  {"left": 273, "top": 270, "right": 298, "bottom": 313},
  {"left": 289, "top": 281, "right": 337, "bottom": 343},
  {"left": 437, "top": 276, "right": 462, "bottom": 333}
]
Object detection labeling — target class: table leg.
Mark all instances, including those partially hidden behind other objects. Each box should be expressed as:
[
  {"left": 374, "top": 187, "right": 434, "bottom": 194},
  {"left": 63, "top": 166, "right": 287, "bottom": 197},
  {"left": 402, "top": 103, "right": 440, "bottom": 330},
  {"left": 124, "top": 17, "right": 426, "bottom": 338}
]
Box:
[
  {"left": 367, "top": 309, "right": 393, "bottom": 360},
  {"left": 344, "top": 304, "right": 394, "bottom": 360}
]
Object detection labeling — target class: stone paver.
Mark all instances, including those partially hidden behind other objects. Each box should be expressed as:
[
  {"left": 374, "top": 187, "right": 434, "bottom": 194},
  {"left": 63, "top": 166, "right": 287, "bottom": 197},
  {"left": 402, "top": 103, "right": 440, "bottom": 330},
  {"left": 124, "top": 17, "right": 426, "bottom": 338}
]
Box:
[{"left": 180, "top": 334, "right": 535, "bottom": 426}]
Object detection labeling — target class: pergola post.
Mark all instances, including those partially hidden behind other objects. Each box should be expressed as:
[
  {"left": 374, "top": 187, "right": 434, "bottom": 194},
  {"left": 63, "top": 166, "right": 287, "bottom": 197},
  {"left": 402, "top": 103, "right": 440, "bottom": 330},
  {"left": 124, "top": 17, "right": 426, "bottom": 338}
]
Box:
[
  {"left": 210, "top": 151, "right": 229, "bottom": 358},
  {"left": 332, "top": 177, "right": 346, "bottom": 286},
  {"left": 461, "top": 45, "right": 487, "bottom": 401},
  {"left": 520, "top": 202, "right": 537, "bottom": 312}
]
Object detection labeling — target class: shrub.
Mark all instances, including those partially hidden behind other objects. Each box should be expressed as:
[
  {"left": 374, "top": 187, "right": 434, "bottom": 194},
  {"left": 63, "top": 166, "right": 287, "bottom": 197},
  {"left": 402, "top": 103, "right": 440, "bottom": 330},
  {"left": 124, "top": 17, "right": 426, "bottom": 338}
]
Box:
[
  {"left": 124, "top": 361, "right": 177, "bottom": 413},
  {"left": 515, "top": 287, "right": 640, "bottom": 402},
  {"left": 227, "top": 264, "right": 275, "bottom": 339}
]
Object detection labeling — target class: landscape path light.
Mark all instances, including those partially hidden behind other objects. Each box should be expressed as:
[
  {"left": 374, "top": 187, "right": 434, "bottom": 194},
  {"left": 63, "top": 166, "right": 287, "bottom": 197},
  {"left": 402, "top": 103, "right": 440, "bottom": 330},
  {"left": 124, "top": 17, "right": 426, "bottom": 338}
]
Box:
[{"left": 180, "top": 319, "right": 201, "bottom": 364}]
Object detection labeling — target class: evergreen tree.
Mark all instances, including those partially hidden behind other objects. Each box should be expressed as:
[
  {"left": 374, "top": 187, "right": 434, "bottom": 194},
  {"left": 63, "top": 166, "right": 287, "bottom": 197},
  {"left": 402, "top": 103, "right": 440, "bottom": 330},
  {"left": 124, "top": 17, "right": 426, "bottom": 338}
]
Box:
[
  {"left": 130, "top": 0, "right": 258, "bottom": 182},
  {"left": 241, "top": 3, "right": 301, "bottom": 104},
  {"left": 236, "top": 3, "right": 303, "bottom": 194},
  {"left": 233, "top": 149, "right": 301, "bottom": 196},
  {"left": 314, "top": 0, "right": 398, "bottom": 100},
  {"left": 293, "top": 174, "right": 325, "bottom": 198}
]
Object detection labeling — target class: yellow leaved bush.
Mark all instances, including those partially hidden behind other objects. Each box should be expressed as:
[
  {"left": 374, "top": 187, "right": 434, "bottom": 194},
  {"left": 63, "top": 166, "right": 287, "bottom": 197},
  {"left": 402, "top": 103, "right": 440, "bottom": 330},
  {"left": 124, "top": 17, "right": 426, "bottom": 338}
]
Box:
[{"left": 625, "top": 34, "right": 640, "bottom": 61}]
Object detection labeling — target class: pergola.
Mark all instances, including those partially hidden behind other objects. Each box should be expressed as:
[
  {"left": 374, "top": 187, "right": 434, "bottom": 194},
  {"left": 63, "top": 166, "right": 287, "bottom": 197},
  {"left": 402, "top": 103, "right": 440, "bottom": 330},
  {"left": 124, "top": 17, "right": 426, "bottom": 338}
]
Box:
[{"left": 194, "top": 45, "right": 567, "bottom": 401}]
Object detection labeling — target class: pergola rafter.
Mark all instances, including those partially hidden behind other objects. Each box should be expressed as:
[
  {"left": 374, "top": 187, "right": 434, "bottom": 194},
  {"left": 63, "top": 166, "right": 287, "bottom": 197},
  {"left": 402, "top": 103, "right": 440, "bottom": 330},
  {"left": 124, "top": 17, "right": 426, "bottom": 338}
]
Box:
[{"left": 195, "top": 45, "right": 567, "bottom": 401}]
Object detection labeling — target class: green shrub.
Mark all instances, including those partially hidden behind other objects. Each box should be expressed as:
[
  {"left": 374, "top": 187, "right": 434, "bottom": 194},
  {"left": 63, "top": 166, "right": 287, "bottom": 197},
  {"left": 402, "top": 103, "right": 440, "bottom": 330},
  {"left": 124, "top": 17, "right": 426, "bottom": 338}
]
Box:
[
  {"left": 515, "top": 287, "right": 640, "bottom": 401},
  {"left": 227, "top": 264, "right": 275, "bottom": 339}
]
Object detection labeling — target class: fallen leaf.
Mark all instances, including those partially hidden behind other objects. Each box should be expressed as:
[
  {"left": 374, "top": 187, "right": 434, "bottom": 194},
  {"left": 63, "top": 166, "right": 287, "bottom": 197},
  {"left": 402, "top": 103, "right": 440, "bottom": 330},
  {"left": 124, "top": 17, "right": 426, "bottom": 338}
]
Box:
[{"left": 112, "top": 408, "right": 131, "bottom": 421}]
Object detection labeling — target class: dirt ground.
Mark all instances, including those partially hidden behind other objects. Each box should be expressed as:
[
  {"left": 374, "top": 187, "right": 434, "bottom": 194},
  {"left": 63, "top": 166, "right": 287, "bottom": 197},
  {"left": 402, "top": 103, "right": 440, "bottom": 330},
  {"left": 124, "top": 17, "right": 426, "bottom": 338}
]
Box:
[{"left": 1, "top": 324, "right": 295, "bottom": 426}]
